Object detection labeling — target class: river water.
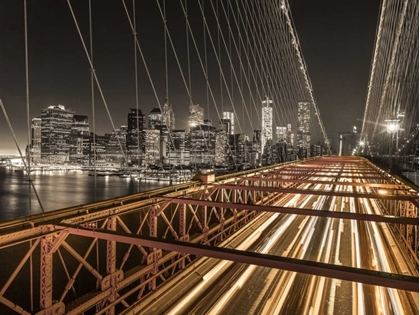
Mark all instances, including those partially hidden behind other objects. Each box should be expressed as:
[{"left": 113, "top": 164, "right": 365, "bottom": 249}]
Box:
[{"left": 0, "top": 166, "right": 168, "bottom": 222}]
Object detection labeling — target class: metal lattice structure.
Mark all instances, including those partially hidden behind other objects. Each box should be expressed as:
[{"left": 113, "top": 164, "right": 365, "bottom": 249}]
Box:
[{"left": 0, "top": 156, "right": 418, "bottom": 314}]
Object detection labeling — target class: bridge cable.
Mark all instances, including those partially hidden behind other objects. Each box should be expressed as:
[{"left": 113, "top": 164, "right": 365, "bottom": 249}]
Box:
[
  {"left": 280, "top": 0, "right": 332, "bottom": 154},
  {"left": 23, "top": 3, "right": 36, "bottom": 311},
  {"left": 154, "top": 0, "right": 214, "bottom": 170},
  {"left": 178, "top": 0, "right": 240, "bottom": 169},
  {"left": 88, "top": 0, "right": 98, "bottom": 197},
  {"left": 0, "top": 100, "right": 44, "bottom": 213},
  {"left": 133, "top": 0, "right": 141, "bottom": 190},
  {"left": 67, "top": 0, "right": 133, "bottom": 173}
]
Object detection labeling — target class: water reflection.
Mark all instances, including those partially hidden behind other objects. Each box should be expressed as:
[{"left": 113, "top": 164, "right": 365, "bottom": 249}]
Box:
[{"left": 0, "top": 167, "right": 167, "bottom": 222}]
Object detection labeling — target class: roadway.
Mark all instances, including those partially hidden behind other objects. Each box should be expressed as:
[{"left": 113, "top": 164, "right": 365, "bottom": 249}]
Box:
[{"left": 133, "top": 163, "right": 418, "bottom": 315}]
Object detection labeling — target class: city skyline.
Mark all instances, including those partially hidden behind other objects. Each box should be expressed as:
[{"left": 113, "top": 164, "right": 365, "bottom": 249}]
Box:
[
  {"left": 22, "top": 99, "right": 329, "bottom": 173},
  {"left": 0, "top": 1, "right": 381, "bottom": 154}
]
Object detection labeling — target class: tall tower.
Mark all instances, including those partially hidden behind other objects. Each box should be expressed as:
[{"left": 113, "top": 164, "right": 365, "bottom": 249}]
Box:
[
  {"left": 162, "top": 100, "right": 175, "bottom": 131},
  {"left": 276, "top": 126, "right": 287, "bottom": 142},
  {"left": 127, "top": 108, "right": 146, "bottom": 164},
  {"left": 31, "top": 117, "right": 42, "bottom": 164},
  {"left": 41, "top": 105, "right": 74, "bottom": 164},
  {"left": 188, "top": 104, "right": 204, "bottom": 131},
  {"left": 148, "top": 108, "right": 163, "bottom": 129},
  {"left": 297, "top": 101, "right": 311, "bottom": 157},
  {"left": 261, "top": 98, "right": 273, "bottom": 154},
  {"left": 69, "top": 115, "right": 90, "bottom": 164},
  {"left": 223, "top": 110, "right": 234, "bottom": 135}
]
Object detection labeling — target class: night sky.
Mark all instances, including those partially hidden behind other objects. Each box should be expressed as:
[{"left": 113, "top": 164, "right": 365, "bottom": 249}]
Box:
[{"left": 0, "top": 0, "right": 380, "bottom": 154}]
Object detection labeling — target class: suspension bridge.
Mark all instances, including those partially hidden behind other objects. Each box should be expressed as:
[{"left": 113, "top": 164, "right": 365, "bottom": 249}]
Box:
[{"left": 0, "top": 0, "right": 418, "bottom": 314}]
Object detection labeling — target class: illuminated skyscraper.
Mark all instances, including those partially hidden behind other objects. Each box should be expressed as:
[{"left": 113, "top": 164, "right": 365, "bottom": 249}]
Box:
[
  {"left": 69, "top": 115, "right": 90, "bottom": 164},
  {"left": 148, "top": 107, "right": 162, "bottom": 129},
  {"left": 215, "top": 130, "right": 228, "bottom": 166},
  {"left": 220, "top": 119, "right": 232, "bottom": 134},
  {"left": 276, "top": 126, "right": 287, "bottom": 142},
  {"left": 261, "top": 98, "right": 273, "bottom": 154},
  {"left": 188, "top": 104, "right": 204, "bottom": 130},
  {"left": 297, "top": 101, "right": 311, "bottom": 157},
  {"left": 31, "top": 117, "right": 42, "bottom": 164},
  {"left": 41, "top": 105, "right": 74, "bottom": 164},
  {"left": 127, "top": 108, "right": 146, "bottom": 164},
  {"left": 168, "top": 129, "right": 188, "bottom": 166},
  {"left": 162, "top": 100, "right": 175, "bottom": 131},
  {"left": 144, "top": 129, "right": 161, "bottom": 165},
  {"left": 223, "top": 110, "right": 234, "bottom": 135}
]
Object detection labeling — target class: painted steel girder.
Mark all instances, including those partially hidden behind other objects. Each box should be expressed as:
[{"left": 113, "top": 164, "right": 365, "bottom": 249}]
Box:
[
  {"left": 40, "top": 236, "right": 53, "bottom": 311},
  {"left": 215, "top": 184, "right": 419, "bottom": 205},
  {"left": 262, "top": 172, "right": 386, "bottom": 179},
  {"left": 240, "top": 177, "right": 412, "bottom": 189},
  {"left": 158, "top": 197, "right": 418, "bottom": 226},
  {"left": 0, "top": 224, "right": 56, "bottom": 249},
  {"left": 59, "top": 225, "right": 418, "bottom": 292}
]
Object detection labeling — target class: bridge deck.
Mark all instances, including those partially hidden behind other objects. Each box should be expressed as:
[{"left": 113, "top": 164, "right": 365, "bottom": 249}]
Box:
[{"left": 0, "top": 156, "right": 418, "bottom": 315}]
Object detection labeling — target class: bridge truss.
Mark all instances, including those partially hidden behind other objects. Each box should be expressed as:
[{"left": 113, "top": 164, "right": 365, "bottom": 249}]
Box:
[{"left": 0, "top": 156, "right": 418, "bottom": 314}]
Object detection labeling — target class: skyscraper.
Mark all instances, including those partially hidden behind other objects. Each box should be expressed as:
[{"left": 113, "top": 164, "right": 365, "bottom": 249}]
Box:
[
  {"left": 252, "top": 129, "right": 262, "bottom": 167},
  {"left": 144, "top": 129, "right": 161, "bottom": 165},
  {"left": 261, "top": 98, "right": 273, "bottom": 154},
  {"left": 276, "top": 126, "right": 287, "bottom": 142},
  {"left": 189, "top": 124, "right": 215, "bottom": 167},
  {"left": 168, "top": 129, "right": 188, "bottom": 166},
  {"left": 220, "top": 119, "right": 232, "bottom": 135},
  {"left": 41, "top": 105, "right": 74, "bottom": 164},
  {"left": 127, "top": 108, "right": 146, "bottom": 165},
  {"left": 31, "top": 117, "right": 42, "bottom": 164},
  {"left": 215, "top": 130, "right": 228, "bottom": 167},
  {"left": 105, "top": 126, "right": 127, "bottom": 165},
  {"left": 188, "top": 104, "right": 204, "bottom": 130},
  {"left": 223, "top": 110, "right": 234, "bottom": 135},
  {"left": 297, "top": 101, "right": 311, "bottom": 157},
  {"left": 162, "top": 101, "right": 175, "bottom": 131},
  {"left": 148, "top": 108, "right": 162, "bottom": 129},
  {"left": 69, "top": 115, "right": 90, "bottom": 164}
]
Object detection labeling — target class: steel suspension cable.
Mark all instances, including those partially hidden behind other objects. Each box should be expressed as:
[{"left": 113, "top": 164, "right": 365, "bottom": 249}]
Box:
[
  {"left": 371, "top": 0, "right": 409, "bottom": 139},
  {"left": 0, "top": 100, "right": 44, "bottom": 213},
  {"left": 133, "top": 0, "right": 141, "bottom": 186},
  {"left": 179, "top": 0, "right": 238, "bottom": 169},
  {"left": 154, "top": 0, "right": 213, "bottom": 161},
  {"left": 68, "top": 0, "right": 131, "bottom": 169},
  {"left": 280, "top": 0, "right": 332, "bottom": 154},
  {"left": 88, "top": 0, "right": 97, "bottom": 193}
]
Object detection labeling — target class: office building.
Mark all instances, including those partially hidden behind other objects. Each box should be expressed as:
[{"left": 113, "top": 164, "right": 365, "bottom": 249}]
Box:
[
  {"left": 297, "top": 101, "right": 311, "bottom": 157},
  {"left": 41, "top": 105, "right": 74, "bottom": 164},
  {"left": 261, "top": 98, "right": 273, "bottom": 154},
  {"left": 223, "top": 110, "right": 235, "bottom": 135},
  {"left": 144, "top": 129, "right": 161, "bottom": 165},
  {"left": 276, "top": 126, "right": 287, "bottom": 142},
  {"left": 31, "top": 117, "right": 42, "bottom": 164},
  {"left": 127, "top": 108, "right": 146, "bottom": 165},
  {"left": 148, "top": 107, "right": 163, "bottom": 129},
  {"left": 188, "top": 104, "right": 204, "bottom": 130},
  {"left": 69, "top": 115, "right": 90, "bottom": 164},
  {"left": 162, "top": 101, "right": 175, "bottom": 131}
]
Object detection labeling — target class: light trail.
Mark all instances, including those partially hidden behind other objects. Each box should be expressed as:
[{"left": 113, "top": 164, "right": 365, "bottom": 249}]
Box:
[{"left": 159, "top": 161, "right": 417, "bottom": 315}]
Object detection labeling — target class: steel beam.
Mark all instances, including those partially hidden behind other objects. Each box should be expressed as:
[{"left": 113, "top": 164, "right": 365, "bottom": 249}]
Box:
[
  {"left": 39, "top": 236, "right": 53, "bottom": 312},
  {"left": 241, "top": 177, "right": 412, "bottom": 189},
  {"left": 264, "top": 173, "right": 386, "bottom": 179},
  {"left": 158, "top": 197, "right": 418, "bottom": 225},
  {"left": 216, "top": 184, "right": 418, "bottom": 204},
  {"left": 58, "top": 225, "right": 418, "bottom": 292}
]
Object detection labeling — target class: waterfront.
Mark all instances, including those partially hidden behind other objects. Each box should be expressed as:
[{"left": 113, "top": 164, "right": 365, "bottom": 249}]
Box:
[{"left": 0, "top": 166, "right": 168, "bottom": 222}]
